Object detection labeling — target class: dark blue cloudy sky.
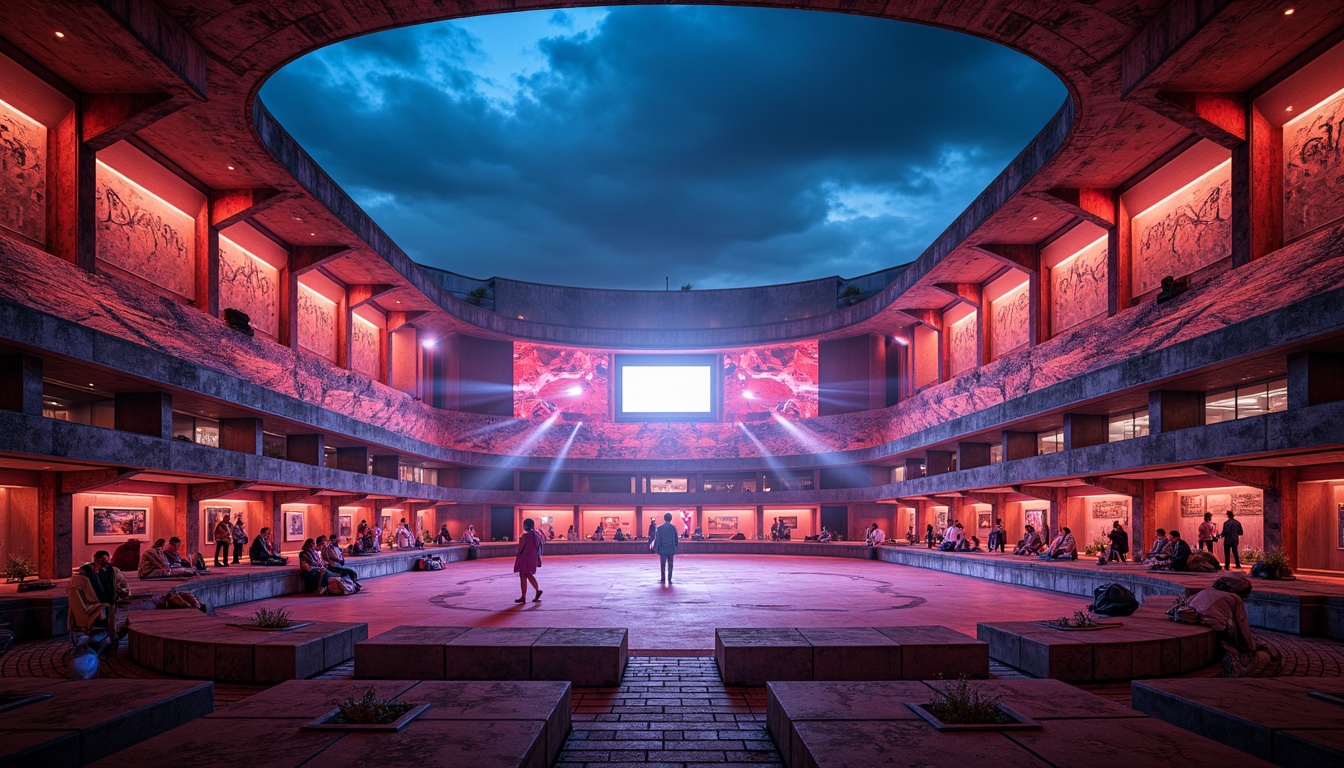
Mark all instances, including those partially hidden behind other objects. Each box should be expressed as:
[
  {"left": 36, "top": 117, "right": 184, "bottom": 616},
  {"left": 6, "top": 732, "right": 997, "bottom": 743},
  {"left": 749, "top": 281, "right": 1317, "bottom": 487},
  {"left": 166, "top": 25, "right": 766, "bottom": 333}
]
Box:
[{"left": 260, "top": 6, "right": 1064, "bottom": 290}]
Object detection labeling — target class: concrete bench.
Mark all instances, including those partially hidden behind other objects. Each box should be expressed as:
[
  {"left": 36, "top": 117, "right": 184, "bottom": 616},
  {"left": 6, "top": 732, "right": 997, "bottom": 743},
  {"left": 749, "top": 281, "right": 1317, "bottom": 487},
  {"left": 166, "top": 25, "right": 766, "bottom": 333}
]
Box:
[
  {"left": 715, "top": 625, "right": 988, "bottom": 686},
  {"left": 0, "top": 678, "right": 213, "bottom": 767},
  {"left": 976, "top": 607, "right": 1218, "bottom": 682},
  {"left": 127, "top": 610, "right": 367, "bottom": 682},
  {"left": 95, "top": 679, "right": 571, "bottom": 768},
  {"left": 355, "top": 625, "right": 629, "bottom": 686},
  {"left": 767, "top": 678, "right": 1269, "bottom": 768},
  {"left": 1132, "top": 678, "right": 1344, "bottom": 767}
]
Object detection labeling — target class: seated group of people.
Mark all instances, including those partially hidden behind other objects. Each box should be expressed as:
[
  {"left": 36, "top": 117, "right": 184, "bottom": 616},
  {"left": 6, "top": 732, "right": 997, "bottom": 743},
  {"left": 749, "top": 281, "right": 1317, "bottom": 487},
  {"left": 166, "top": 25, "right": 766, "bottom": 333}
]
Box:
[
  {"left": 770, "top": 518, "right": 792, "bottom": 540},
  {"left": 298, "top": 534, "right": 364, "bottom": 593},
  {"left": 865, "top": 523, "right": 885, "bottom": 546},
  {"left": 109, "top": 527, "right": 293, "bottom": 582},
  {"left": 936, "top": 521, "right": 982, "bottom": 552}
]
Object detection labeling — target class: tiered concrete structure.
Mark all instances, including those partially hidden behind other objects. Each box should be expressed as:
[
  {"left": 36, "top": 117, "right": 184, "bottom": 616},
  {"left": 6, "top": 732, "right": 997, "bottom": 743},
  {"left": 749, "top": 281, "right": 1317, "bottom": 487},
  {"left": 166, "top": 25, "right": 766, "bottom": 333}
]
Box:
[{"left": 0, "top": 1, "right": 1342, "bottom": 590}]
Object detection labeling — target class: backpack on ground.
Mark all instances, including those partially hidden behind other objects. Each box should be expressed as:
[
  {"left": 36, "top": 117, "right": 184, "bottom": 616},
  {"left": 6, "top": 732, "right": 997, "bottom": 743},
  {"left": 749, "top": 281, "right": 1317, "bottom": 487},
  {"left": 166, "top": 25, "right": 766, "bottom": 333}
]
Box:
[
  {"left": 1088, "top": 583, "right": 1139, "bottom": 617},
  {"left": 326, "top": 577, "right": 357, "bottom": 595}
]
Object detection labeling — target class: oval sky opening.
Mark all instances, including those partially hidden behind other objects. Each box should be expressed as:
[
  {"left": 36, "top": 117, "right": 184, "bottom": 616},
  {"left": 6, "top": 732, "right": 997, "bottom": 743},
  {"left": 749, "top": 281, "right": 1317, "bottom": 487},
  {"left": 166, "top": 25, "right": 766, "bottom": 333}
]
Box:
[{"left": 261, "top": 5, "right": 1065, "bottom": 291}]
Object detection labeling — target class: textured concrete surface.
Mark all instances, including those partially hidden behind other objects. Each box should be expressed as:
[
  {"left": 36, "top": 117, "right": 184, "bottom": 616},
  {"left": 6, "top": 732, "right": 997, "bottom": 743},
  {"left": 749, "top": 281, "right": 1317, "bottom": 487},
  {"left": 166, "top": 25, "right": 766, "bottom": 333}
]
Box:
[{"left": 223, "top": 554, "right": 1088, "bottom": 652}]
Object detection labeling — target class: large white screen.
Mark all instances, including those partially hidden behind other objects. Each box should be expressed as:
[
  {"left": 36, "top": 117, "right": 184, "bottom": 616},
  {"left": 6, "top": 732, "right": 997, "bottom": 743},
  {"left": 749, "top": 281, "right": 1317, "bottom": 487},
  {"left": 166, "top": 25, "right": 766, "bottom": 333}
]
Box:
[{"left": 621, "top": 365, "right": 712, "bottom": 413}]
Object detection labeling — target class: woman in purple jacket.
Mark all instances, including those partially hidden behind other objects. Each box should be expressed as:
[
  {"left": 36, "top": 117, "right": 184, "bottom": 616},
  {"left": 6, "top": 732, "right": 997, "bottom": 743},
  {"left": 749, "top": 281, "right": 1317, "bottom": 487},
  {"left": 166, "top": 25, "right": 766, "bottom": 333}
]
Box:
[{"left": 514, "top": 518, "right": 544, "bottom": 603}]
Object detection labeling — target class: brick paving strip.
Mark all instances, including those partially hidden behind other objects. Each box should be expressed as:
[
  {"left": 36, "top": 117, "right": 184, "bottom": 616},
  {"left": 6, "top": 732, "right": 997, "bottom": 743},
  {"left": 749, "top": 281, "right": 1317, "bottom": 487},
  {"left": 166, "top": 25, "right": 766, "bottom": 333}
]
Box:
[{"left": 560, "top": 656, "right": 779, "bottom": 768}]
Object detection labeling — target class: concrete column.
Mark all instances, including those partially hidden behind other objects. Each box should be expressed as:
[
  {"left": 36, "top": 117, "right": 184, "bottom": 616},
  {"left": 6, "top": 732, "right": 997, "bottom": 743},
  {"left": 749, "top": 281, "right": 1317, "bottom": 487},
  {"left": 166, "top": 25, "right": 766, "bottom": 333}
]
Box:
[
  {"left": 1287, "top": 351, "right": 1344, "bottom": 409},
  {"left": 957, "top": 442, "right": 992, "bottom": 470},
  {"left": 49, "top": 109, "right": 97, "bottom": 271},
  {"left": 219, "top": 417, "right": 263, "bottom": 454},
  {"left": 0, "top": 354, "right": 44, "bottom": 416},
  {"left": 38, "top": 472, "right": 74, "bottom": 578},
  {"left": 1002, "top": 431, "right": 1036, "bottom": 461},
  {"left": 328, "top": 497, "right": 341, "bottom": 540},
  {"left": 1063, "top": 413, "right": 1108, "bottom": 450},
  {"left": 337, "top": 446, "right": 369, "bottom": 474},
  {"left": 287, "top": 434, "right": 325, "bottom": 466},
  {"left": 925, "top": 450, "right": 953, "bottom": 476},
  {"left": 372, "top": 455, "right": 400, "bottom": 480},
  {"left": 1262, "top": 469, "right": 1298, "bottom": 565},
  {"left": 268, "top": 493, "right": 284, "bottom": 551},
  {"left": 1148, "top": 390, "right": 1204, "bottom": 433},
  {"left": 114, "top": 391, "right": 172, "bottom": 439},
  {"left": 174, "top": 484, "right": 200, "bottom": 555},
  {"left": 1232, "top": 104, "right": 1282, "bottom": 267},
  {"left": 1109, "top": 195, "right": 1131, "bottom": 315}
]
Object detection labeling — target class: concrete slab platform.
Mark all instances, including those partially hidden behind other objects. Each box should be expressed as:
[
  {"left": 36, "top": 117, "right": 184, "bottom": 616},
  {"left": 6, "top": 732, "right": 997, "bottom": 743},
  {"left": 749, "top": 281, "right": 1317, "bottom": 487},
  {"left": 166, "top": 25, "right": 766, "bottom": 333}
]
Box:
[
  {"left": 446, "top": 626, "right": 549, "bottom": 680},
  {"left": 798, "top": 627, "right": 900, "bottom": 681},
  {"left": 530, "top": 627, "right": 628, "bottom": 686},
  {"left": 715, "top": 627, "right": 813, "bottom": 686},
  {"left": 875, "top": 625, "right": 989, "bottom": 679},
  {"left": 977, "top": 615, "right": 1218, "bottom": 682},
  {"left": 353, "top": 625, "right": 470, "bottom": 679}
]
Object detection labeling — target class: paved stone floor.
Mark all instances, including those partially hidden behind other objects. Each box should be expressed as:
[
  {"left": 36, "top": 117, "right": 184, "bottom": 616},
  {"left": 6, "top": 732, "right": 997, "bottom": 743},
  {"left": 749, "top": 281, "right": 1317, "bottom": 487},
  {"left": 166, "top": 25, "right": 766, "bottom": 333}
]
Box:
[{"left": 213, "top": 554, "right": 1097, "bottom": 651}]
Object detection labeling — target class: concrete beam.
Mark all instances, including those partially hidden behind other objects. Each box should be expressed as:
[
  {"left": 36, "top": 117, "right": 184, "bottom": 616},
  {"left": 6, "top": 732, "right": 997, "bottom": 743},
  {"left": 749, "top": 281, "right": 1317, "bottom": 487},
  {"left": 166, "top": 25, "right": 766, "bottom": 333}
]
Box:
[
  {"left": 1083, "top": 476, "right": 1144, "bottom": 497},
  {"left": 348, "top": 284, "right": 397, "bottom": 308},
  {"left": 210, "top": 188, "right": 292, "bottom": 229},
  {"left": 933, "top": 283, "right": 982, "bottom": 308},
  {"left": 274, "top": 488, "right": 322, "bottom": 506},
  {"left": 80, "top": 92, "right": 184, "bottom": 150},
  {"left": 93, "top": 0, "right": 209, "bottom": 97},
  {"left": 1121, "top": 0, "right": 1237, "bottom": 98},
  {"left": 1038, "top": 188, "right": 1116, "bottom": 229},
  {"left": 60, "top": 468, "right": 138, "bottom": 495},
  {"left": 291, "top": 246, "right": 352, "bottom": 277},
  {"left": 1193, "top": 462, "right": 1278, "bottom": 491},
  {"left": 1149, "top": 91, "right": 1247, "bottom": 148},
  {"left": 970, "top": 244, "right": 1038, "bottom": 274},
  {"left": 1013, "top": 484, "right": 1055, "bottom": 501}
]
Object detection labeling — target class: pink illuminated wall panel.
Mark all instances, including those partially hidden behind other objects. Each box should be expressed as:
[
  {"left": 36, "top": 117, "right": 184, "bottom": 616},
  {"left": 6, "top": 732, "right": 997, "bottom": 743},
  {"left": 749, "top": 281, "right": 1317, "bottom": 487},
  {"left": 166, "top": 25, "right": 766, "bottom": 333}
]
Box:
[
  {"left": 1284, "top": 87, "right": 1344, "bottom": 240},
  {"left": 352, "top": 315, "right": 381, "bottom": 381},
  {"left": 990, "top": 284, "right": 1029, "bottom": 358},
  {"left": 95, "top": 161, "right": 196, "bottom": 299},
  {"left": 948, "top": 314, "right": 977, "bottom": 377},
  {"left": 0, "top": 99, "right": 46, "bottom": 243},
  {"left": 513, "top": 344, "right": 610, "bottom": 418},
  {"left": 1050, "top": 237, "right": 1107, "bottom": 334},
  {"left": 723, "top": 341, "right": 818, "bottom": 420},
  {"left": 219, "top": 236, "right": 279, "bottom": 337},
  {"left": 1131, "top": 162, "right": 1232, "bottom": 296},
  {"left": 297, "top": 284, "right": 338, "bottom": 361}
]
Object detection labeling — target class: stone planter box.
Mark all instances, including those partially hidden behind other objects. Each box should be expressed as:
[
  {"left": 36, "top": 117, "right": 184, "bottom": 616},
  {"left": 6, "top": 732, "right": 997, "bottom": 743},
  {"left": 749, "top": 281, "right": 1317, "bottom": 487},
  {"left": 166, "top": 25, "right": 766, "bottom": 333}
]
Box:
[{"left": 716, "top": 625, "right": 987, "bottom": 685}]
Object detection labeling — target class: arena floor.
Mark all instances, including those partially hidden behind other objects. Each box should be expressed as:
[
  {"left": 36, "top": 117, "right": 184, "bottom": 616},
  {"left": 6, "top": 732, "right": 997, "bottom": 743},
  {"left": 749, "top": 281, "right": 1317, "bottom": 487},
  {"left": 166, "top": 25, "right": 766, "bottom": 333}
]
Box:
[{"left": 220, "top": 553, "right": 1090, "bottom": 652}]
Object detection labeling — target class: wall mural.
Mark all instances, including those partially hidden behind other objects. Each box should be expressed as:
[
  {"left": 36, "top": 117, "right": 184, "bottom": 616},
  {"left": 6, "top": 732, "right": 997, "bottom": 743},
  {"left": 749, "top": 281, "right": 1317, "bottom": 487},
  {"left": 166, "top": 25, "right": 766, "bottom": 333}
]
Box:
[
  {"left": 1051, "top": 238, "right": 1108, "bottom": 334},
  {"left": 723, "top": 341, "right": 818, "bottom": 420},
  {"left": 218, "top": 237, "right": 278, "bottom": 337},
  {"left": 513, "top": 344, "right": 610, "bottom": 418},
  {"left": 0, "top": 100, "right": 46, "bottom": 243},
  {"left": 1284, "top": 89, "right": 1344, "bottom": 241},
  {"left": 948, "top": 314, "right": 977, "bottom": 376},
  {"left": 352, "top": 316, "right": 380, "bottom": 381},
  {"left": 991, "top": 284, "right": 1030, "bottom": 357},
  {"left": 297, "top": 285, "right": 337, "bottom": 361},
  {"left": 95, "top": 162, "right": 195, "bottom": 299},
  {"left": 1132, "top": 164, "right": 1232, "bottom": 296}
]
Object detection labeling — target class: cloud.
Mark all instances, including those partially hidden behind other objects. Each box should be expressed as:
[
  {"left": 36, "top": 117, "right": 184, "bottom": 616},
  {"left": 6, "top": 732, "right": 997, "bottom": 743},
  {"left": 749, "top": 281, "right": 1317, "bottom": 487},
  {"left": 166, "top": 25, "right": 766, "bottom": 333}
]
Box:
[{"left": 261, "top": 6, "right": 1064, "bottom": 290}]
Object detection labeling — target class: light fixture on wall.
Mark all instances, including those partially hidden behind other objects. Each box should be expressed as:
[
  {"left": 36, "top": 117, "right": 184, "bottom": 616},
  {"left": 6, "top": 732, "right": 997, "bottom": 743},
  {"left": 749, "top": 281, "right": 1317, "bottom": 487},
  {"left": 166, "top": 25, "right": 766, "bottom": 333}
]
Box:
[
  {"left": 54, "top": 31, "right": 65, "bottom": 39},
  {"left": 227, "top": 165, "right": 235, "bottom": 171},
  {"left": 1284, "top": 7, "right": 1295, "bottom": 16}
]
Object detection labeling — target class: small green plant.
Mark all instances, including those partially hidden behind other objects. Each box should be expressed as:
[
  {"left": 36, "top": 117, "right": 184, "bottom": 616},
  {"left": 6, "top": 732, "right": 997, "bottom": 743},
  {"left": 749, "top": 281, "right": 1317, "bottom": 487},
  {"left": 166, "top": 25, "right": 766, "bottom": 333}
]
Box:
[
  {"left": 1260, "top": 546, "right": 1289, "bottom": 569},
  {"left": 1051, "top": 610, "right": 1098, "bottom": 629},
  {"left": 4, "top": 554, "right": 37, "bottom": 582},
  {"left": 1083, "top": 538, "right": 1108, "bottom": 557},
  {"left": 332, "top": 686, "right": 413, "bottom": 725},
  {"left": 923, "top": 675, "right": 1011, "bottom": 725},
  {"left": 465, "top": 285, "right": 491, "bottom": 306},
  {"left": 1241, "top": 548, "right": 1263, "bottom": 564},
  {"left": 250, "top": 607, "right": 294, "bottom": 629},
  {"left": 840, "top": 284, "right": 863, "bottom": 298}
]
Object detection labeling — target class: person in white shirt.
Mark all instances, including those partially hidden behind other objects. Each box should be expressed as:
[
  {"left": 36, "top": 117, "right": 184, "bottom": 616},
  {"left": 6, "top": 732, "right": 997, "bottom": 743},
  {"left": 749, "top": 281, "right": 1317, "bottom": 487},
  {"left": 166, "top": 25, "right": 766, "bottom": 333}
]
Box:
[{"left": 865, "top": 523, "right": 886, "bottom": 546}]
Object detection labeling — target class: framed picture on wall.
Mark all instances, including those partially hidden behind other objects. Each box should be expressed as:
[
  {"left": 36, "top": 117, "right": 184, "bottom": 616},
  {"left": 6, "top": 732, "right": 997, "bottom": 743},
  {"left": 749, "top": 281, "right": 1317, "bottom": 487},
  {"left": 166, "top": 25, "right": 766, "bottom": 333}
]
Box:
[
  {"left": 1091, "top": 499, "right": 1128, "bottom": 520},
  {"left": 1025, "top": 508, "right": 1044, "bottom": 532},
  {"left": 284, "top": 510, "right": 305, "bottom": 542},
  {"left": 338, "top": 514, "right": 353, "bottom": 540},
  {"left": 708, "top": 515, "right": 738, "bottom": 531},
  {"left": 599, "top": 515, "right": 620, "bottom": 530},
  {"left": 977, "top": 513, "right": 991, "bottom": 530},
  {"left": 1179, "top": 494, "right": 1205, "bottom": 517},
  {"left": 1337, "top": 503, "right": 1344, "bottom": 550},
  {"left": 87, "top": 506, "right": 149, "bottom": 543},
  {"left": 779, "top": 516, "right": 799, "bottom": 529}
]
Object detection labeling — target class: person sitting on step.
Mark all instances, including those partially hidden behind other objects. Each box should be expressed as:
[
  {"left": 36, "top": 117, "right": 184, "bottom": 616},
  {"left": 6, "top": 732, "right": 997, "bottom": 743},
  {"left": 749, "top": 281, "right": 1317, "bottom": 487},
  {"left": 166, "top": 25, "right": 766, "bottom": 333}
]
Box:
[
  {"left": 139, "top": 538, "right": 196, "bottom": 579},
  {"left": 1141, "top": 529, "right": 1173, "bottom": 565},
  {"left": 1013, "top": 525, "right": 1044, "bottom": 556},
  {"left": 249, "top": 527, "right": 288, "bottom": 565},
  {"left": 319, "top": 535, "right": 361, "bottom": 590},
  {"left": 1039, "top": 527, "right": 1077, "bottom": 559},
  {"left": 1151, "top": 530, "right": 1192, "bottom": 572},
  {"left": 461, "top": 524, "right": 481, "bottom": 546},
  {"left": 436, "top": 525, "right": 453, "bottom": 546}
]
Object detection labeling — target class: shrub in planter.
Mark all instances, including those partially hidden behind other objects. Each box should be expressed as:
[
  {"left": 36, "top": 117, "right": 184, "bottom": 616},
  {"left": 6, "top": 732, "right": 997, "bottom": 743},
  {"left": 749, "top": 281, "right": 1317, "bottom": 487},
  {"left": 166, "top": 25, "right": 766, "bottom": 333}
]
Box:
[
  {"left": 4, "top": 554, "right": 37, "bottom": 583},
  {"left": 1250, "top": 546, "right": 1294, "bottom": 580}
]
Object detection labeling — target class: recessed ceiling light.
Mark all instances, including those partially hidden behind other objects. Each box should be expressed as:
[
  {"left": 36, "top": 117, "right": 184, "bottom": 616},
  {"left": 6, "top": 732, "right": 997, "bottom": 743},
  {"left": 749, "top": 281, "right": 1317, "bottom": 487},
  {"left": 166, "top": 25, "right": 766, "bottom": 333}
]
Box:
[
  {"left": 1285, "top": 105, "right": 1294, "bottom": 112},
  {"left": 1031, "top": 216, "right": 1039, "bottom": 221},
  {"left": 227, "top": 165, "right": 235, "bottom": 170},
  {"left": 517, "top": 315, "right": 525, "bottom": 320},
  {"left": 395, "top": 300, "right": 401, "bottom": 304},
  {"left": 54, "top": 31, "right": 65, "bottom": 39},
  {"left": 309, "top": 232, "right": 316, "bottom": 236},
  {"left": 1284, "top": 8, "right": 1295, "bottom": 16}
]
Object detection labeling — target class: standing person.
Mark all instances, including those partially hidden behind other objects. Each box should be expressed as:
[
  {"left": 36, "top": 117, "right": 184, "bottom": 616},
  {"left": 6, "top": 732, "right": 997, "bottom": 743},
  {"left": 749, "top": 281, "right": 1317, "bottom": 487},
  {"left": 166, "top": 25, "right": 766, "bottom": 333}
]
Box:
[
  {"left": 514, "top": 518, "right": 544, "bottom": 603},
  {"left": 654, "top": 512, "right": 680, "bottom": 585},
  {"left": 647, "top": 518, "right": 657, "bottom": 541},
  {"left": 925, "top": 524, "right": 935, "bottom": 549},
  {"left": 1221, "top": 510, "right": 1244, "bottom": 570},
  {"left": 231, "top": 515, "right": 248, "bottom": 564},
  {"left": 681, "top": 509, "right": 693, "bottom": 538},
  {"left": 1198, "top": 513, "right": 1218, "bottom": 553},
  {"left": 770, "top": 518, "right": 780, "bottom": 541},
  {"left": 213, "top": 515, "right": 234, "bottom": 567},
  {"left": 992, "top": 519, "right": 1007, "bottom": 553}
]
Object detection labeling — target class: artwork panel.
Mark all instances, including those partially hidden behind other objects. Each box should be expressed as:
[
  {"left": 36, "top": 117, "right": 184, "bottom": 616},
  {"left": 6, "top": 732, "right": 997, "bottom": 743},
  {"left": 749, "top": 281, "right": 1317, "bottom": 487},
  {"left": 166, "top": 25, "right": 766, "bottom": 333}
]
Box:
[
  {"left": 87, "top": 506, "right": 149, "bottom": 543},
  {"left": 1050, "top": 239, "right": 1108, "bottom": 334},
  {"left": 0, "top": 99, "right": 47, "bottom": 242},
  {"left": 1284, "top": 88, "right": 1344, "bottom": 240},
  {"left": 513, "top": 343, "right": 611, "bottom": 418},
  {"left": 204, "top": 506, "right": 232, "bottom": 535},
  {"left": 1091, "top": 499, "right": 1129, "bottom": 520},
  {"left": 1231, "top": 491, "right": 1262, "bottom": 516},
  {"left": 707, "top": 515, "right": 739, "bottom": 531},
  {"left": 1179, "top": 494, "right": 1205, "bottom": 517},
  {"left": 977, "top": 512, "right": 991, "bottom": 530},
  {"left": 1206, "top": 494, "right": 1232, "bottom": 516},
  {"left": 722, "top": 341, "right": 819, "bottom": 420},
  {"left": 948, "top": 314, "right": 977, "bottom": 376},
  {"left": 95, "top": 162, "right": 195, "bottom": 299},
  {"left": 283, "top": 510, "right": 306, "bottom": 542},
  {"left": 297, "top": 285, "right": 337, "bottom": 361},
  {"left": 1132, "top": 163, "right": 1232, "bottom": 296},
  {"left": 1025, "top": 509, "right": 1044, "bottom": 532},
  {"left": 219, "top": 239, "right": 279, "bottom": 337},
  {"left": 1338, "top": 503, "right": 1344, "bottom": 550},
  {"left": 599, "top": 516, "right": 621, "bottom": 530},
  {"left": 778, "top": 516, "right": 799, "bottom": 529},
  {"left": 351, "top": 316, "right": 381, "bottom": 380},
  {"left": 991, "top": 285, "right": 1030, "bottom": 358}
]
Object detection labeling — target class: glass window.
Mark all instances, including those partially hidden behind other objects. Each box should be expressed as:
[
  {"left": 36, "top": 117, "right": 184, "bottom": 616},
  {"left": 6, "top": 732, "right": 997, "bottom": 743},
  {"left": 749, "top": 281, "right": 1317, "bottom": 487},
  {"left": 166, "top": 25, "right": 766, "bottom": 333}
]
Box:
[
  {"left": 890, "top": 465, "right": 906, "bottom": 483},
  {"left": 194, "top": 417, "right": 219, "bottom": 447},
  {"left": 1266, "top": 378, "right": 1288, "bottom": 413},
  {"left": 1133, "top": 410, "right": 1150, "bottom": 437},
  {"left": 989, "top": 443, "right": 1003, "bottom": 464},
  {"left": 1037, "top": 429, "right": 1063, "bottom": 455},
  {"left": 650, "top": 477, "right": 688, "bottom": 493},
  {"left": 1107, "top": 409, "right": 1150, "bottom": 442},
  {"left": 1205, "top": 388, "right": 1236, "bottom": 424}
]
